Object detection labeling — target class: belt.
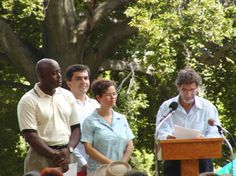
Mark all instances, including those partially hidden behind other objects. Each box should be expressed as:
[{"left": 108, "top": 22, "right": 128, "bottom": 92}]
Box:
[{"left": 49, "top": 144, "right": 67, "bottom": 150}]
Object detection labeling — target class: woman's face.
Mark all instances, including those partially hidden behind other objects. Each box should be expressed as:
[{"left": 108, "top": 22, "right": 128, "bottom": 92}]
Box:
[{"left": 97, "top": 85, "right": 117, "bottom": 108}]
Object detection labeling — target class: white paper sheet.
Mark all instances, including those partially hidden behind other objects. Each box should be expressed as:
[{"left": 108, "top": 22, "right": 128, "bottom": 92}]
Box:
[{"left": 174, "top": 125, "right": 201, "bottom": 139}]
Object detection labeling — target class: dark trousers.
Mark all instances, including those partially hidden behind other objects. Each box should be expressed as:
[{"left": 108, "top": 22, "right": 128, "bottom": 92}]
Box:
[{"left": 163, "top": 159, "right": 213, "bottom": 176}]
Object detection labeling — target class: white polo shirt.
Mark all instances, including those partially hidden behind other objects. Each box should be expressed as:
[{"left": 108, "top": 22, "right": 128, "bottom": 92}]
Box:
[{"left": 17, "top": 83, "right": 80, "bottom": 146}]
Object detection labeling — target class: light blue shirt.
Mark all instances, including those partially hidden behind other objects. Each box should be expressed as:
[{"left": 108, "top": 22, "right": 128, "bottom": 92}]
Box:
[
  {"left": 155, "top": 95, "right": 221, "bottom": 140},
  {"left": 216, "top": 159, "right": 236, "bottom": 175},
  {"left": 81, "top": 109, "right": 135, "bottom": 172}
]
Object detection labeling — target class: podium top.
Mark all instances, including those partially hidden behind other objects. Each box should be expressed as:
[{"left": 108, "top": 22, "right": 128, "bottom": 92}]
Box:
[
  {"left": 160, "top": 137, "right": 224, "bottom": 144},
  {"left": 158, "top": 138, "right": 224, "bottom": 160}
]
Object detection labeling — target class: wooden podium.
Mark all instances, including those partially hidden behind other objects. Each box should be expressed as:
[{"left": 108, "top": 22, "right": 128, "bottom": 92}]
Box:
[{"left": 157, "top": 138, "right": 223, "bottom": 176}]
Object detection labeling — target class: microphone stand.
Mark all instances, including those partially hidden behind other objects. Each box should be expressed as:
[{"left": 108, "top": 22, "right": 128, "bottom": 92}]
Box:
[
  {"left": 219, "top": 129, "right": 234, "bottom": 176},
  {"left": 156, "top": 110, "right": 176, "bottom": 132},
  {"left": 155, "top": 110, "right": 176, "bottom": 176}
]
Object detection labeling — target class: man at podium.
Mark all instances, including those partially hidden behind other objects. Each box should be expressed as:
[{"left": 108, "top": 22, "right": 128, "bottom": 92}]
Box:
[{"left": 155, "top": 68, "right": 221, "bottom": 176}]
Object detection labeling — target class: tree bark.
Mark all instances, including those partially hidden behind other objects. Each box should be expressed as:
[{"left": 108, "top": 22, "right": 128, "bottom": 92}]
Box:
[{"left": 0, "top": 18, "right": 37, "bottom": 83}]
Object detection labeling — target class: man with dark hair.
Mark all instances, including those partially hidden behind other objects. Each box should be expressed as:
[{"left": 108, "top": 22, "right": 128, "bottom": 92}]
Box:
[
  {"left": 18, "top": 58, "right": 81, "bottom": 173},
  {"left": 66, "top": 64, "right": 100, "bottom": 175},
  {"left": 155, "top": 68, "right": 221, "bottom": 176}
]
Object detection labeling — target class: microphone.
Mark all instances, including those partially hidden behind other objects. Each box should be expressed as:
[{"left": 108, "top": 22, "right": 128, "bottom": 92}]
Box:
[
  {"left": 159, "top": 102, "right": 178, "bottom": 122},
  {"left": 208, "top": 118, "right": 235, "bottom": 175},
  {"left": 208, "top": 118, "right": 229, "bottom": 134},
  {"left": 169, "top": 101, "right": 178, "bottom": 110},
  {"left": 155, "top": 102, "right": 178, "bottom": 135}
]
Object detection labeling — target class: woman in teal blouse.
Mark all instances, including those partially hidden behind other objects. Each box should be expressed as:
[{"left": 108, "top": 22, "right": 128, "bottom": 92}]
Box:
[{"left": 81, "top": 78, "right": 135, "bottom": 176}]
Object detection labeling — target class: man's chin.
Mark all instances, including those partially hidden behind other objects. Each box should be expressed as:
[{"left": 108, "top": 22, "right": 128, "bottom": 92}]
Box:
[
  {"left": 57, "top": 82, "right": 62, "bottom": 87},
  {"left": 183, "top": 99, "right": 194, "bottom": 104},
  {"left": 81, "top": 88, "right": 89, "bottom": 93}
]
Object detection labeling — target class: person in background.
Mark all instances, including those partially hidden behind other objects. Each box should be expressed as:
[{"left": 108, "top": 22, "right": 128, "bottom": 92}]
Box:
[
  {"left": 216, "top": 159, "right": 236, "bottom": 176},
  {"left": 66, "top": 64, "right": 100, "bottom": 175},
  {"left": 199, "top": 172, "right": 220, "bottom": 176},
  {"left": 94, "top": 161, "right": 132, "bottom": 176},
  {"left": 17, "top": 58, "right": 81, "bottom": 174},
  {"left": 40, "top": 168, "right": 63, "bottom": 176},
  {"left": 81, "top": 78, "right": 135, "bottom": 176},
  {"left": 124, "top": 170, "right": 148, "bottom": 176},
  {"left": 24, "top": 171, "right": 40, "bottom": 176},
  {"left": 155, "top": 68, "right": 221, "bottom": 176}
]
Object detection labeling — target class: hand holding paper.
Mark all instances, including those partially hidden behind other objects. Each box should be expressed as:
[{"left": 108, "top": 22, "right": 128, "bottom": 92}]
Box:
[{"left": 174, "top": 125, "right": 202, "bottom": 139}]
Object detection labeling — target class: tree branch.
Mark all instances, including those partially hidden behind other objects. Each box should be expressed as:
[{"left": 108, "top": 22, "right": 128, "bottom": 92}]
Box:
[
  {"left": 197, "top": 39, "right": 236, "bottom": 65},
  {"left": 99, "top": 59, "right": 153, "bottom": 75},
  {"left": 43, "top": 0, "right": 78, "bottom": 59},
  {"left": 77, "top": 0, "right": 134, "bottom": 34},
  {"left": 0, "top": 18, "right": 38, "bottom": 84},
  {"left": 83, "top": 20, "right": 137, "bottom": 78}
]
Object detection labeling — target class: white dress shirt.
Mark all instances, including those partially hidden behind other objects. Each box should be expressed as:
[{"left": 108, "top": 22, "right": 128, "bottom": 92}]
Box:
[{"left": 155, "top": 95, "right": 221, "bottom": 140}]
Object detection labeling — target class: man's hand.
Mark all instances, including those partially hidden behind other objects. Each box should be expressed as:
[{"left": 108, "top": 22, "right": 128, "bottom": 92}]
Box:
[
  {"left": 198, "top": 134, "right": 205, "bottom": 138},
  {"left": 52, "top": 149, "right": 69, "bottom": 173},
  {"left": 167, "top": 135, "right": 176, "bottom": 139}
]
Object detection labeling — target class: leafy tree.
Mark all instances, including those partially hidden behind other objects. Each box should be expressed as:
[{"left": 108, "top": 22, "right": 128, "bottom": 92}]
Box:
[
  {"left": 0, "top": 0, "right": 137, "bottom": 83},
  {"left": 0, "top": 0, "right": 137, "bottom": 175},
  {"left": 0, "top": 60, "right": 29, "bottom": 175},
  {"left": 125, "top": 0, "right": 236, "bottom": 173}
]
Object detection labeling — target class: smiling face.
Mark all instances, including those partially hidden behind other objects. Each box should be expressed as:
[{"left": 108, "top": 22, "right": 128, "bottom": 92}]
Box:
[{"left": 66, "top": 70, "right": 90, "bottom": 98}]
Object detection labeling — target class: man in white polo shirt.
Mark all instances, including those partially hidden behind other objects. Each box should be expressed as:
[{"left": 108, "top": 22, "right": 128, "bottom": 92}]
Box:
[
  {"left": 17, "top": 58, "right": 81, "bottom": 174},
  {"left": 66, "top": 64, "right": 100, "bottom": 175}
]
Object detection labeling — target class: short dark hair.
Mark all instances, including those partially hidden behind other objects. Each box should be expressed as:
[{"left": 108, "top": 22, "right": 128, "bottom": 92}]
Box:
[
  {"left": 36, "top": 58, "right": 58, "bottom": 77},
  {"left": 91, "top": 78, "right": 116, "bottom": 97},
  {"left": 175, "top": 68, "right": 202, "bottom": 87},
  {"left": 65, "top": 64, "right": 90, "bottom": 81}
]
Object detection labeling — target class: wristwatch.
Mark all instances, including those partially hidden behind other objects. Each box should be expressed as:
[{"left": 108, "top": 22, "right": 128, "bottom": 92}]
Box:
[{"left": 68, "top": 146, "right": 74, "bottom": 153}]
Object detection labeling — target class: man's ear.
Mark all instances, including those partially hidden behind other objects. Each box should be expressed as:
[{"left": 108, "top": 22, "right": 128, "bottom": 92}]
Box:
[
  {"left": 96, "top": 95, "right": 101, "bottom": 102},
  {"left": 66, "top": 81, "right": 71, "bottom": 89},
  {"left": 177, "top": 85, "right": 180, "bottom": 92}
]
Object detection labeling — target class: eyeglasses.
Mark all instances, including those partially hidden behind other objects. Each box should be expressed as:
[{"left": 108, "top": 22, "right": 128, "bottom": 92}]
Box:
[
  {"left": 180, "top": 88, "right": 198, "bottom": 94},
  {"left": 103, "top": 92, "right": 117, "bottom": 97}
]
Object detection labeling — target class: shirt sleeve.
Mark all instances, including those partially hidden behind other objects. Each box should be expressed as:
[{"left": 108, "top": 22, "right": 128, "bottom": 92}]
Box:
[
  {"left": 73, "top": 147, "right": 87, "bottom": 167},
  {"left": 124, "top": 118, "right": 135, "bottom": 140},
  {"left": 205, "top": 103, "right": 221, "bottom": 138},
  {"left": 17, "top": 96, "right": 37, "bottom": 131},
  {"left": 81, "top": 117, "right": 94, "bottom": 143},
  {"left": 69, "top": 95, "right": 80, "bottom": 126}
]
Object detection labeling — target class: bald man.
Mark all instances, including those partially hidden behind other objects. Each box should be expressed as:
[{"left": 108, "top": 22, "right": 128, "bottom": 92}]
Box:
[{"left": 17, "top": 58, "right": 81, "bottom": 173}]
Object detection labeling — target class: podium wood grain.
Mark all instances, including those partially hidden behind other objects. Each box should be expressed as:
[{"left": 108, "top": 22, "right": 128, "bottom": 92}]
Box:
[{"left": 159, "top": 138, "right": 223, "bottom": 176}]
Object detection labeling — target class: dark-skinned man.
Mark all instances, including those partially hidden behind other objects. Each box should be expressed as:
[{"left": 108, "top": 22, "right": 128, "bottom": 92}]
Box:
[{"left": 17, "top": 58, "right": 81, "bottom": 174}]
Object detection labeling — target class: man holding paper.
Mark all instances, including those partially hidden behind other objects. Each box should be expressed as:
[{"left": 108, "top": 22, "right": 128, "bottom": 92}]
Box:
[{"left": 155, "top": 68, "right": 221, "bottom": 176}]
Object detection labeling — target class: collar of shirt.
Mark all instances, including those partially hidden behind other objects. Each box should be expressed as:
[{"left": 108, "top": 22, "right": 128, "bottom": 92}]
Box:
[
  {"left": 34, "top": 83, "right": 60, "bottom": 97},
  {"left": 94, "top": 110, "right": 121, "bottom": 127},
  {"left": 176, "top": 95, "right": 203, "bottom": 110},
  {"left": 76, "top": 95, "right": 92, "bottom": 105}
]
